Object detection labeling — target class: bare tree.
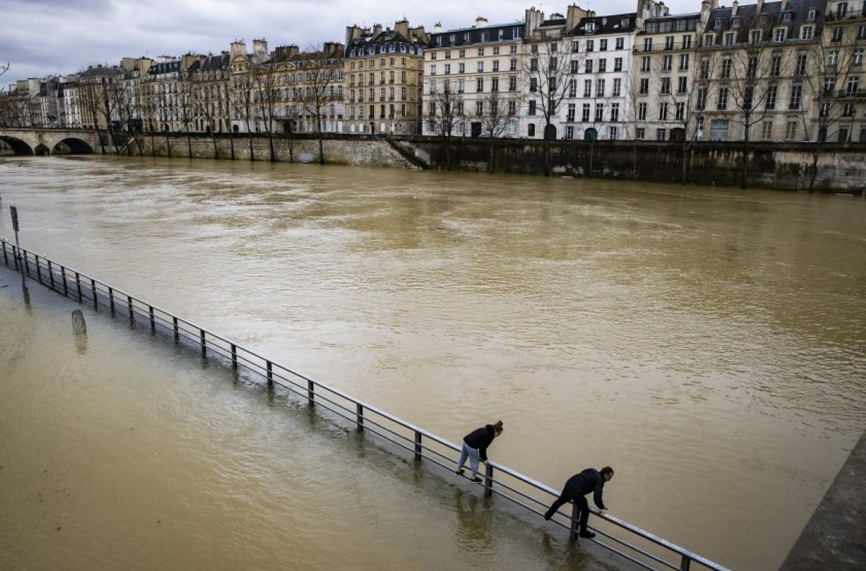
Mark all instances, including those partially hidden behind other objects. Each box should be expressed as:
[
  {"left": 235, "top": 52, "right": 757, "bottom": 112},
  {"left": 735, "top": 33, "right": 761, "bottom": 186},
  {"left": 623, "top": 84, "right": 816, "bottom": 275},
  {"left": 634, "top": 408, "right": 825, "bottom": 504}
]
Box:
[
  {"left": 177, "top": 74, "right": 196, "bottom": 157},
  {"left": 297, "top": 43, "right": 343, "bottom": 164},
  {"left": 191, "top": 72, "right": 223, "bottom": 159},
  {"left": 108, "top": 79, "right": 143, "bottom": 156},
  {"left": 655, "top": 51, "right": 718, "bottom": 183},
  {"left": 522, "top": 39, "right": 583, "bottom": 176},
  {"left": 424, "top": 80, "right": 464, "bottom": 170},
  {"left": 252, "top": 62, "right": 279, "bottom": 162},
  {"left": 799, "top": 34, "right": 861, "bottom": 191},
  {"left": 727, "top": 23, "right": 787, "bottom": 189},
  {"left": 139, "top": 81, "right": 159, "bottom": 156},
  {"left": 480, "top": 90, "right": 518, "bottom": 172},
  {"left": 231, "top": 64, "right": 257, "bottom": 161}
]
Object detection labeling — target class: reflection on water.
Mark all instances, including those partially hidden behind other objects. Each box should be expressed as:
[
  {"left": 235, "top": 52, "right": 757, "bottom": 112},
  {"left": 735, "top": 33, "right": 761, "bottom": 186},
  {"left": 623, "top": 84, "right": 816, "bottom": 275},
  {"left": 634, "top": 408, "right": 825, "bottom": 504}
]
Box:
[{"left": 0, "top": 155, "right": 865, "bottom": 571}]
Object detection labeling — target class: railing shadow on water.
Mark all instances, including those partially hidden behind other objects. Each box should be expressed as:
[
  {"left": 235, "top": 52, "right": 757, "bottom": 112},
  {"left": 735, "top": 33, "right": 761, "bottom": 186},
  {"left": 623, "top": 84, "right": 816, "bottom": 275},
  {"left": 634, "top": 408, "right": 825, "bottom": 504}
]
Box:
[{"left": 0, "top": 237, "right": 733, "bottom": 571}]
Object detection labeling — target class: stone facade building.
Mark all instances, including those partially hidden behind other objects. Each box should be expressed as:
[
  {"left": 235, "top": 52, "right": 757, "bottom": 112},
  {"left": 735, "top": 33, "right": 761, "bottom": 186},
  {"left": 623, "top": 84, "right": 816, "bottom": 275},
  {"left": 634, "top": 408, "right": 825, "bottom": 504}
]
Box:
[
  {"left": 345, "top": 20, "right": 428, "bottom": 135},
  {"left": 422, "top": 16, "right": 525, "bottom": 138}
]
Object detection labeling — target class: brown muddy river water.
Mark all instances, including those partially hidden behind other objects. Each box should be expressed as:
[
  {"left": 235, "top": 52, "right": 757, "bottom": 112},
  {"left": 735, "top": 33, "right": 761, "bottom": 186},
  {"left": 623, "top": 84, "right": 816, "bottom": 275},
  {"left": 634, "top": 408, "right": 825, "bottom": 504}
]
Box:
[{"left": 1, "top": 156, "right": 864, "bottom": 571}]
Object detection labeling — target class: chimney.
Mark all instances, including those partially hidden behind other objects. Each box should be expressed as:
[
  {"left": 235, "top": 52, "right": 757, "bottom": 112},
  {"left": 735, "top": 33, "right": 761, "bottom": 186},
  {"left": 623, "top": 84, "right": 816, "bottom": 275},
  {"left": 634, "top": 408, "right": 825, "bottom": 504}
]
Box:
[
  {"left": 780, "top": 0, "right": 788, "bottom": 10},
  {"left": 373, "top": 23, "right": 383, "bottom": 36},
  {"left": 731, "top": 1, "right": 739, "bottom": 16},
  {"left": 566, "top": 4, "right": 592, "bottom": 31},
  {"left": 230, "top": 41, "right": 247, "bottom": 59},
  {"left": 252, "top": 38, "right": 268, "bottom": 62},
  {"left": 474, "top": 16, "right": 489, "bottom": 28},
  {"left": 395, "top": 19, "right": 410, "bottom": 38},
  {"left": 524, "top": 7, "right": 545, "bottom": 38}
]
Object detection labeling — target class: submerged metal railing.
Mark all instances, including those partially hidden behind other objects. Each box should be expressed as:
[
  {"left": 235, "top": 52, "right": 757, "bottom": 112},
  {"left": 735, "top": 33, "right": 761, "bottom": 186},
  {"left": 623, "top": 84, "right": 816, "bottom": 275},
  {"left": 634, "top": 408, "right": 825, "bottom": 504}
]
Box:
[{"left": 1, "top": 237, "right": 732, "bottom": 571}]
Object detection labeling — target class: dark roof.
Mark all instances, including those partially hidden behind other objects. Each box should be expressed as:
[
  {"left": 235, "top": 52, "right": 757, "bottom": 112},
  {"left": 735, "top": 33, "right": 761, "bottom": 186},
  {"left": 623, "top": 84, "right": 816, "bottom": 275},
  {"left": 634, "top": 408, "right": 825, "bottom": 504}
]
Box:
[
  {"left": 569, "top": 13, "right": 637, "bottom": 37},
  {"left": 348, "top": 31, "right": 425, "bottom": 56},
  {"left": 195, "top": 53, "right": 230, "bottom": 72},
  {"left": 147, "top": 60, "right": 181, "bottom": 76},
  {"left": 703, "top": 0, "right": 827, "bottom": 38},
  {"left": 429, "top": 22, "right": 524, "bottom": 48}
]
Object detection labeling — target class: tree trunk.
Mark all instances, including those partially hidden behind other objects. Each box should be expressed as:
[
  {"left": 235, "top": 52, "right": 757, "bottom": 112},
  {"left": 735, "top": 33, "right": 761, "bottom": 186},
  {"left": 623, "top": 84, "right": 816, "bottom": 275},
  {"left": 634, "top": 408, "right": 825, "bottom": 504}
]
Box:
[
  {"left": 247, "top": 131, "right": 254, "bottom": 161},
  {"left": 186, "top": 131, "right": 192, "bottom": 158},
  {"left": 211, "top": 133, "right": 219, "bottom": 160},
  {"left": 681, "top": 143, "right": 689, "bottom": 185},
  {"left": 166, "top": 133, "right": 171, "bottom": 158},
  {"left": 150, "top": 132, "right": 155, "bottom": 157},
  {"left": 317, "top": 114, "right": 325, "bottom": 165},
  {"left": 445, "top": 135, "right": 452, "bottom": 171},
  {"left": 488, "top": 138, "right": 495, "bottom": 173},
  {"left": 588, "top": 141, "right": 595, "bottom": 178},
  {"left": 808, "top": 148, "right": 820, "bottom": 192},
  {"left": 632, "top": 141, "right": 638, "bottom": 181},
  {"left": 741, "top": 127, "right": 750, "bottom": 189},
  {"left": 229, "top": 132, "right": 235, "bottom": 161},
  {"left": 543, "top": 137, "right": 551, "bottom": 177},
  {"left": 268, "top": 133, "right": 275, "bottom": 163}
]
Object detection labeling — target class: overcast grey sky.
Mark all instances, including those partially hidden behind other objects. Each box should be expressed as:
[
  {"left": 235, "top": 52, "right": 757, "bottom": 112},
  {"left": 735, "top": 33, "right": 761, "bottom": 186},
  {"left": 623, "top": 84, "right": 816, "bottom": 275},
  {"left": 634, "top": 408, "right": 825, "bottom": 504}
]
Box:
[{"left": 1, "top": 0, "right": 696, "bottom": 87}]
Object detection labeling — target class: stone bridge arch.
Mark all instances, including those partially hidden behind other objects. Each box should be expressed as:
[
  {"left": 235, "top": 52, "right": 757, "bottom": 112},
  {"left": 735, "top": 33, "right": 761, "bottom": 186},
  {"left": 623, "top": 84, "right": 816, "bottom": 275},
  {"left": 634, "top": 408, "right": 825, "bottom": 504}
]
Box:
[
  {"left": 0, "top": 136, "right": 35, "bottom": 155},
  {"left": 0, "top": 128, "right": 100, "bottom": 156}
]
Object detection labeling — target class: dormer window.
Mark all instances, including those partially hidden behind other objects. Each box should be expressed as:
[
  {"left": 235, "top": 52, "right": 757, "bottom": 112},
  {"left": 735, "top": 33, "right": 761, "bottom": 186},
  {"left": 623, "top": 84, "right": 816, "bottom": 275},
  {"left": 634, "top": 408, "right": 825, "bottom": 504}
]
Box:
[
  {"left": 621, "top": 18, "right": 629, "bottom": 27},
  {"left": 586, "top": 22, "right": 596, "bottom": 33},
  {"left": 725, "top": 32, "right": 735, "bottom": 45},
  {"left": 807, "top": 8, "right": 816, "bottom": 21},
  {"left": 751, "top": 29, "right": 763, "bottom": 44},
  {"left": 801, "top": 25, "right": 814, "bottom": 40},
  {"left": 703, "top": 32, "right": 715, "bottom": 46},
  {"left": 774, "top": 27, "right": 787, "bottom": 42},
  {"left": 760, "top": 14, "right": 768, "bottom": 25},
  {"left": 714, "top": 18, "right": 723, "bottom": 30},
  {"left": 732, "top": 17, "right": 740, "bottom": 28},
  {"left": 782, "top": 12, "right": 792, "bottom": 23}
]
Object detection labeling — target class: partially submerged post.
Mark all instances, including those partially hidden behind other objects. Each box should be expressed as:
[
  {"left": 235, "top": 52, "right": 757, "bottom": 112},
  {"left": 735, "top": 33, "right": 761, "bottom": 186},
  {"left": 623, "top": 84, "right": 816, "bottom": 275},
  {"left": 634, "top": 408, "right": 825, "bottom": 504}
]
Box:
[{"left": 72, "top": 309, "right": 88, "bottom": 353}]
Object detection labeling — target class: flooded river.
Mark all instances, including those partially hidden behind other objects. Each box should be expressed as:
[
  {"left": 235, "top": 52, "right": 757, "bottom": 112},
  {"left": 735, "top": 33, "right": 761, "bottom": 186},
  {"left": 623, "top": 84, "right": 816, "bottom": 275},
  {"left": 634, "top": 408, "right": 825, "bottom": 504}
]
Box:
[{"left": 1, "top": 156, "right": 865, "bottom": 571}]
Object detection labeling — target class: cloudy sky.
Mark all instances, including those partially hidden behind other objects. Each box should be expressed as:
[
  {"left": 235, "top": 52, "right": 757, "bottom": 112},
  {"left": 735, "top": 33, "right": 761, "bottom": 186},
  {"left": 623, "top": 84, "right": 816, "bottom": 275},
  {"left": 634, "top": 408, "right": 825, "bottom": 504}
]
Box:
[{"left": 1, "top": 0, "right": 695, "bottom": 87}]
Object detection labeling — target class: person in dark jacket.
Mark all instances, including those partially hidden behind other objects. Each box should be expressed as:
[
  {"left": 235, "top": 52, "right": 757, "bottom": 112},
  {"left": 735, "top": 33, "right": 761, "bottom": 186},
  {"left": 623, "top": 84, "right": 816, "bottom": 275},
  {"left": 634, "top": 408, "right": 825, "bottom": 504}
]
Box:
[
  {"left": 455, "top": 420, "right": 504, "bottom": 483},
  {"left": 543, "top": 466, "right": 614, "bottom": 538}
]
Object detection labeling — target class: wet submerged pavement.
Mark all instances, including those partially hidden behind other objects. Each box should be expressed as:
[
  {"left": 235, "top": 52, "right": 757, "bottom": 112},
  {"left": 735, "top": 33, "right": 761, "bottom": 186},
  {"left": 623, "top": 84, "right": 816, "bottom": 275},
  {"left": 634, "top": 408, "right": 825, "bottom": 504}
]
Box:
[{"left": 1, "top": 155, "right": 865, "bottom": 571}]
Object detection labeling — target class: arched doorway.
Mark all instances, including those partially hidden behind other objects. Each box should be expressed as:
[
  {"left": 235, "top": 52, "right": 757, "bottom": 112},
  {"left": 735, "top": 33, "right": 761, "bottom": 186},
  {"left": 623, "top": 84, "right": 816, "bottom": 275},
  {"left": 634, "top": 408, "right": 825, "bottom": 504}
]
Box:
[
  {"left": 584, "top": 128, "right": 598, "bottom": 141},
  {"left": 670, "top": 128, "right": 685, "bottom": 142},
  {"left": 35, "top": 144, "right": 51, "bottom": 155}
]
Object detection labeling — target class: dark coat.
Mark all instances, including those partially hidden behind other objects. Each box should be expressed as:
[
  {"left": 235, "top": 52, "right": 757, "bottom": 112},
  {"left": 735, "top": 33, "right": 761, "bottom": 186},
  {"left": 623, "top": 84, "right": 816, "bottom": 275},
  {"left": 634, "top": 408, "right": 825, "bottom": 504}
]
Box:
[
  {"left": 463, "top": 425, "right": 496, "bottom": 462},
  {"left": 564, "top": 468, "right": 607, "bottom": 510}
]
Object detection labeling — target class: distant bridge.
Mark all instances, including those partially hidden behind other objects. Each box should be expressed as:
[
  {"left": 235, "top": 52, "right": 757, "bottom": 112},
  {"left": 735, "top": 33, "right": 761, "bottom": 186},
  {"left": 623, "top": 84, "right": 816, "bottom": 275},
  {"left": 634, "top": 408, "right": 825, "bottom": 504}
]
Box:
[{"left": 0, "top": 128, "right": 101, "bottom": 155}]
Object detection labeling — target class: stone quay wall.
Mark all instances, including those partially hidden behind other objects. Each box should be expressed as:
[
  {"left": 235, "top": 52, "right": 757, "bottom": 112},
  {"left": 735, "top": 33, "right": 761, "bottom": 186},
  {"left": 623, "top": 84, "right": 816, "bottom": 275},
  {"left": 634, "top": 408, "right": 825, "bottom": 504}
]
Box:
[
  {"left": 407, "top": 138, "right": 866, "bottom": 193},
  {"left": 127, "top": 132, "right": 418, "bottom": 170}
]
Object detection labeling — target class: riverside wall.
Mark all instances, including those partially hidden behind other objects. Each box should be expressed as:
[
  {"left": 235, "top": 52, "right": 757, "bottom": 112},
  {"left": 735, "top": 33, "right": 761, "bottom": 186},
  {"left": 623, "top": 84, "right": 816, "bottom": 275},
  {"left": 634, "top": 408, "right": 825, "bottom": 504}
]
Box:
[
  {"left": 100, "top": 131, "right": 866, "bottom": 192},
  {"left": 127, "top": 132, "right": 418, "bottom": 169},
  {"left": 407, "top": 138, "right": 866, "bottom": 193}
]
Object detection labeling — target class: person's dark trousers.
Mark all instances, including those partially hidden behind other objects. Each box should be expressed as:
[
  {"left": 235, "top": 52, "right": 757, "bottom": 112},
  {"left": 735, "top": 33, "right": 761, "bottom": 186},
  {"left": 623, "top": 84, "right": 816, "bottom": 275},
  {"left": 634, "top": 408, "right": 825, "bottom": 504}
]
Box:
[
  {"left": 544, "top": 491, "right": 590, "bottom": 532},
  {"left": 544, "top": 487, "right": 577, "bottom": 520}
]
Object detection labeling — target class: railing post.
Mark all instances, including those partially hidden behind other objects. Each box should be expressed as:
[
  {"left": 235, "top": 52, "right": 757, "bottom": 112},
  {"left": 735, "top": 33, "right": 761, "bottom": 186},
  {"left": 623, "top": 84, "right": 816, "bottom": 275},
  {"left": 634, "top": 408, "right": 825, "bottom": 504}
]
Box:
[
  {"left": 414, "top": 431, "right": 422, "bottom": 461},
  {"left": 12, "top": 245, "right": 19, "bottom": 271},
  {"left": 127, "top": 295, "right": 134, "bottom": 321},
  {"left": 680, "top": 555, "right": 692, "bottom": 571},
  {"left": 75, "top": 272, "right": 82, "bottom": 303},
  {"left": 266, "top": 361, "right": 273, "bottom": 386},
  {"left": 200, "top": 329, "right": 206, "bottom": 358},
  {"left": 173, "top": 317, "right": 179, "bottom": 343},
  {"left": 23, "top": 250, "right": 30, "bottom": 277},
  {"left": 61, "top": 267, "right": 68, "bottom": 297},
  {"left": 48, "top": 260, "right": 54, "bottom": 289},
  {"left": 230, "top": 344, "right": 237, "bottom": 369},
  {"left": 356, "top": 404, "right": 364, "bottom": 432},
  {"left": 149, "top": 306, "right": 155, "bottom": 334},
  {"left": 484, "top": 463, "right": 494, "bottom": 498},
  {"left": 308, "top": 380, "right": 315, "bottom": 406},
  {"left": 570, "top": 501, "right": 580, "bottom": 541},
  {"left": 108, "top": 287, "right": 114, "bottom": 315},
  {"left": 91, "top": 279, "right": 98, "bottom": 310},
  {"left": 1, "top": 241, "right": 7, "bottom": 266},
  {"left": 35, "top": 255, "right": 42, "bottom": 284}
]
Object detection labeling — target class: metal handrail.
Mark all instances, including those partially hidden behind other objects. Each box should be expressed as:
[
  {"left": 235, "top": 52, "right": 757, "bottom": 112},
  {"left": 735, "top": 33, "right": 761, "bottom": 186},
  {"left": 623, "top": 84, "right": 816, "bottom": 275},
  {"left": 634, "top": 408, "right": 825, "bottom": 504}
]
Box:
[{"left": 0, "top": 238, "right": 734, "bottom": 571}]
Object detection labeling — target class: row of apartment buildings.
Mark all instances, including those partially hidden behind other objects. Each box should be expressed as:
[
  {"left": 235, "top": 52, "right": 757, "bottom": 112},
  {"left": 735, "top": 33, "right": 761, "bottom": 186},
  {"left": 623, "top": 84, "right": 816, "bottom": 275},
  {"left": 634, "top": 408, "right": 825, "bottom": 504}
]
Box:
[{"left": 2, "top": 0, "right": 865, "bottom": 143}]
